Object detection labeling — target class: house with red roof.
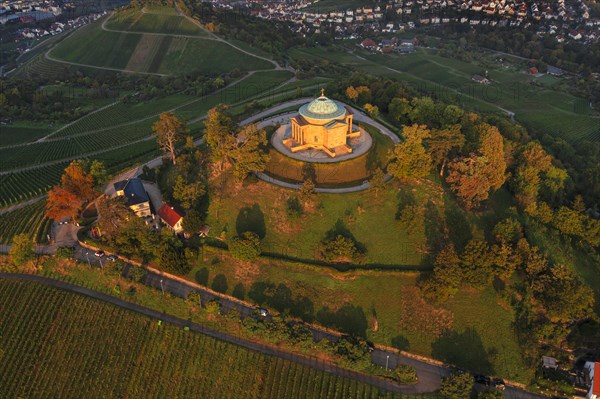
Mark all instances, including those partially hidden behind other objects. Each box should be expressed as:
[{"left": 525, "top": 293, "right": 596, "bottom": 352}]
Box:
[
  {"left": 585, "top": 361, "right": 600, "bottom": 399},
  {"left": 157, "top": 203, "right": 184, "bottom": 234}
]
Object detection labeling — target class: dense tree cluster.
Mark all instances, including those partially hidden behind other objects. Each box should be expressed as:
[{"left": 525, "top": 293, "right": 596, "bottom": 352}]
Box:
[{"left": 204, "top": 105, "right": 270, "bottom": 181}]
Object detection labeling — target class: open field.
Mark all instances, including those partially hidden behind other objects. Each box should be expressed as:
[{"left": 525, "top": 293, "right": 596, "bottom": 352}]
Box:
[
  {"left": 0, "top": 278, "right": 434, "bottom": 399},
  {"left": 290, "top": 47, "right": 599, "bottom": 142},
  {"left": 0, "top": 200, "right": 50, "bottom": 244},
  {"left": 105, "top": 7, "right": 209, "bottom": 37},
  {"left": 50, "top": 16, "right": 273, "bottom": 75},
  {"left": 206, "top": 172, "right": 439, "bottom": 268},
  {"left": 188, "top": 245, "right": 531, "bottom": 383}
]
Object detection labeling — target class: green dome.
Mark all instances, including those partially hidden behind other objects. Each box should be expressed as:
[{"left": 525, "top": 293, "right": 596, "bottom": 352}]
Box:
[{"left": 299, "top": 95, "right": 346, "bottom": 120}]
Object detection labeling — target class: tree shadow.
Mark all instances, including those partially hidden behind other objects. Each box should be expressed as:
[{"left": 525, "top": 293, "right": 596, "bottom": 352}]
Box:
[
  {"left": 431, "top": 328, "right": 494, "bottom": 375},
  {"left": 395, "top": 188, "right": 416, "bottom": 220},
  {"left": 236, "top": 204, "right": 266, "bottom": 239},
  {"left": 316, "top": 303, "right": 368, "bottom": 338},
  {"left": 248, "top": 281, "right": 315, "bottom": 323},
  {"left": 444, "top": 198, "right": 472, "bottom": 251},
  {"left": 211, "top": 274, "right": 228, "bottom": 294},
  {"left": 323, "top": 219, "right": 367, "bottom": 254},
  {"left": 290, "top": 296, "right": 315, "bottom": 323},
  {"left": 302, "top": 163, "right": 316, "bottom": 181},
  {"left": 423, "top": 200, "right": 446, "bottom": 266},
  {"left": 391, "top": 335, "right": 410, "bottom": 351}
]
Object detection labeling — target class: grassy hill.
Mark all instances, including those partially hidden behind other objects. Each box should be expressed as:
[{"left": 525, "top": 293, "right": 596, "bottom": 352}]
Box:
[
  {"left": 105, "top": 7, "right": 210, "bottom": 37},
  {"left": 49, "top": 11, "right": 273, "bottom": 75},
  {"left": 290, "top": 46, "right": 600, "bottom": 143},
  {"left": 0, "top": 278, "right": 434, "bottom": 399}
]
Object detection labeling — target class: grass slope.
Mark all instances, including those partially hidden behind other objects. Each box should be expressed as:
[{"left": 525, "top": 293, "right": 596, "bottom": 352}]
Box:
[
  {"left": 187, "top": 244, "right": 531, "bottom": 383},
  {"left": 290, "top": 47, "right": 599, "bottom": 142},
  {"left": 106, "top": 8, "right": 209, "bottom": 37},
  {"left": 50, "top": 15, "right": 273, "bottom": 75},
  {"left": 0, "top": 279, "right": 432, "bottom": 399}
]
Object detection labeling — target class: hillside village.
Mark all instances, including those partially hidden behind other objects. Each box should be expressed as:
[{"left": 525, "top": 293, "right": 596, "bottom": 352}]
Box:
[{"left": 208, "top": 0, "right": 599, "bottom": 44}]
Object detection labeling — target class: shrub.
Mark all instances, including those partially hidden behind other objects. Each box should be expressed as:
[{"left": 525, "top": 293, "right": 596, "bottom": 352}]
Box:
[
  {"left": 317, "top": 235, "right": 366, "bottom": 264},
  {"left": 395, "top": 364, "right": 417, "bottom": 384},
  {"left": 204, "top": 299, "right": 221, "bottom": 314},
  {"left": 56, "top": 246, "right": 75, "bottom": 259},
  {"left": 229, "top": 231, "right": 261, "bottom": 261}
]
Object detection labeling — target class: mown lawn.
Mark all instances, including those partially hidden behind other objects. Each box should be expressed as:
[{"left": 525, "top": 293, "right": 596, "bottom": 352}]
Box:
[{"left": 206, "top": 175, "right": 433, "bottom": 267}]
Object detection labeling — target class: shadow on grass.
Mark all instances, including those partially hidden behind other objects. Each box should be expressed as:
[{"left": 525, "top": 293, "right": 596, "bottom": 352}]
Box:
[
  {"left": 236, "top": 203, "right": 266, "bottom": 239},
  {"left": 444, "top": 197, "right": 472, "bottom": 252},
  {"left": 431, "top": 327, "right": 494, "bottom": 375}
]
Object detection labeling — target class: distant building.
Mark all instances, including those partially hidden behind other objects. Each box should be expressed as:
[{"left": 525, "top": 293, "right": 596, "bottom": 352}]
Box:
[
  {"left": 472, "top": 74, "right": 491, "bottom": 84},
  {"left": 360, "top": 38, "right": 377, "bottom": 50},
  {"left": 528, "top": 67, "right": 539, "bottom": 75},
  {"left": 113, "top": 178, "right": 151, "bottom": 218},
  {"left": 158, "top": 203, "right": 184, "bottom": 234},
  {"left": 547, "top": 66, "right": 564, "bottom": 76}
]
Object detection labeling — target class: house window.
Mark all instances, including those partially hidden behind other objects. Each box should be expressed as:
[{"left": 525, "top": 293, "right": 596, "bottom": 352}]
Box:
[{"left": 314, "top": 136, "right": 318, "bottom": 142}]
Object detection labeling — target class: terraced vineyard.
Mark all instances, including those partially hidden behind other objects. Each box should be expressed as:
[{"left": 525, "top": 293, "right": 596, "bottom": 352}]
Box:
[
  {"left": 0, "top": 120, "right": 155, "bottom": 171},
  {"left": 0, "top": 279, "right": 437, "bottom": 399},
  {"left": 105, "top": 7, "right": 209, "bottom": 37},
  {"left": 0, "top": 200, "right": 50, "bottom": 245},
  {"left": 0, "top": 163, "right": 67, "bottom": 207}
]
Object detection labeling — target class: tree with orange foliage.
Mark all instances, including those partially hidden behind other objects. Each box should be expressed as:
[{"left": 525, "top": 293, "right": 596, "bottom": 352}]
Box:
[
  {"left": 446, "top": 124, "right": 506, "bottom": 209},
  {"left": 45, "top": 161, "right": 97, "bottom": 221}
]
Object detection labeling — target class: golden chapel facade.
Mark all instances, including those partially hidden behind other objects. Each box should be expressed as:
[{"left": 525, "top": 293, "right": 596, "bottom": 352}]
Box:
[{"left": 285, "top": 91, "right": 360, "bottom": 157}]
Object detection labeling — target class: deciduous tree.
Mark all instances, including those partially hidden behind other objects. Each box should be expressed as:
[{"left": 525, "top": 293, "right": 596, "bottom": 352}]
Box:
[
  {"left": 153, "top": 112, "right": 186, "bottom": 165},
  {"left": 45, "top": 161, "right": 97, "bottom": 221},
  {"left": 173, "top": 175, "right": 205, "bottom": 209},
  {"left": 440, "top": 373, "right": 475, "bottom": 399},
  {"left": 387, "top": 124, "right": 432, "bottom": 182},
  {"left": 427, "top": 125, "right": 465, "bottom": 176},
  {"left": 229, "top": 124, "right": 270, "bottom": 181},
  {"left": 9, "top": 234, "right": 34, "bottom": 267}
]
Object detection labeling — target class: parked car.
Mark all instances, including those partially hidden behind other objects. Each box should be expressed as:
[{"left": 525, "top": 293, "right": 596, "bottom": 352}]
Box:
[
  {"left": 94, "top": 250, "right": 105, "bottom": 258},
  {"left": 107, "top": 254, "right": 117, "bottom": 262},
  {"left": 492, "top": 378, "right": 505, "bottom": 390},
  {"left": 258, "top": 308, "right": 269, "bottom": 317},
  {"left": 473, "top": 374, "right": 491, "bottom": 386}
]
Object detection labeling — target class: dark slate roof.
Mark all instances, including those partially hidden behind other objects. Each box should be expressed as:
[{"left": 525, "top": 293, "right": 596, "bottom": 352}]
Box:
[
  {"left": 115, "top": 178, "right": 149, "bottom": 207},
  {"left": 113, "top": 180, "right": 128, "bottom": 192}
]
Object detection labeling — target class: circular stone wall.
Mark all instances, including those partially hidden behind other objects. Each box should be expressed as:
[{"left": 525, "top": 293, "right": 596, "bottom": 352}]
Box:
[{"left": 271, "top": 123, "right": 373, "bottom": 164}]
